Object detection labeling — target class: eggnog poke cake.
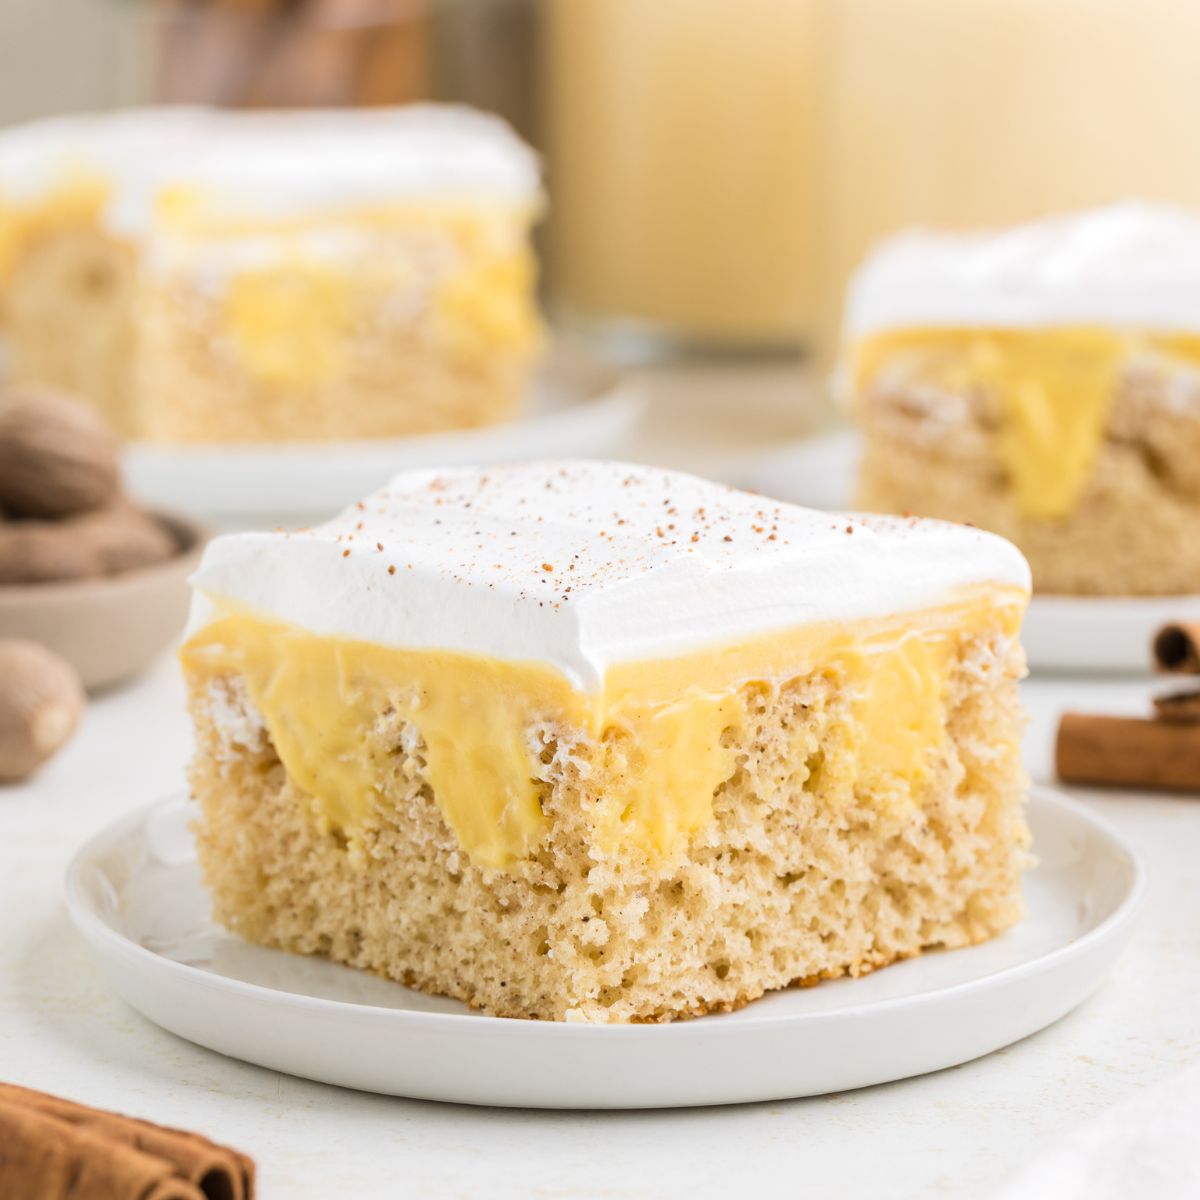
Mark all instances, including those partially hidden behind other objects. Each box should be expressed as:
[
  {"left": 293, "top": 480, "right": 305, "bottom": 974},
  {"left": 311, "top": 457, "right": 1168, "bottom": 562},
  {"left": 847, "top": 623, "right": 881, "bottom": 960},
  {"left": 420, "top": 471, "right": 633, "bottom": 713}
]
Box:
[
  {"left": 847, "top": 204, "right": 1200, "bottom": 595},
  {"left": 0, "top": 105, "right": 541, "bottom": 441},
  {"left": 180, "top": 462, "right": 1031, "bottom": 1023}
]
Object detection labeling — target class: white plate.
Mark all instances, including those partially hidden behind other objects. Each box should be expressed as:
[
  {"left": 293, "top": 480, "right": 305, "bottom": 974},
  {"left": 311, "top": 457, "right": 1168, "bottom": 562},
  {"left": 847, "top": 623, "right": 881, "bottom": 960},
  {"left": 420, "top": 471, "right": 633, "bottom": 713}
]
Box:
[
  {"left": 123, "top": 345, "right": 642, "bottom": 526},
  {"left": 743, "top": 429, "right": 1200, "bottom": 674},
  {"left": 66, "top": 787, "right": 1142, "bottom": 1109},
  {"left": 1021, "top": 592, "right": 1200, "bottom": 674}
]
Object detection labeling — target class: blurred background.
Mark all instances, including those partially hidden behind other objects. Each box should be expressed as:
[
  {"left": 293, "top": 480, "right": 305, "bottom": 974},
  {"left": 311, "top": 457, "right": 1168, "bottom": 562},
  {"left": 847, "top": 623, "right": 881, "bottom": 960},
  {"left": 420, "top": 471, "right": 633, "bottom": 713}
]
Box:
[
  {"left": 7, "top": 0, "right": 1200, "bottom": 353},
  {"left": 7, "top": 0, "right": 1200, "bottom": 485},
  {"left": 8, "top": 0, "right": 1200, "bottom": 367}
]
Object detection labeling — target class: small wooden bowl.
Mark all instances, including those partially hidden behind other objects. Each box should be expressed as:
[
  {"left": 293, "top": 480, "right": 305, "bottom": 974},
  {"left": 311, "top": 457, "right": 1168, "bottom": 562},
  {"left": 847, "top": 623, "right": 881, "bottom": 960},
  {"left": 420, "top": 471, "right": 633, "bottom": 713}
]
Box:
[{"left": 0, "top": 512, "right": 209, "bottom": 691}]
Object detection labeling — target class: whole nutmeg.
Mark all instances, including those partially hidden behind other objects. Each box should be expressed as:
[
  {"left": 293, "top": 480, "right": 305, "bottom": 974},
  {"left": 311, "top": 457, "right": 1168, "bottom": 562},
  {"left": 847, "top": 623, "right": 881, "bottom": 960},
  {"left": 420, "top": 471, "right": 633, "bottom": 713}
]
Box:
[
  {"left": 0, "top": 503, "right": 177, "bottom": 585},
  {"left": 0, "top": 387, "right": 121, "bottom": 518},
  {"left": 73, "top": 504, "right": 178, "bottom": 576},
  {"left": 0, "top": 639, "right": 85, "bottom": 782},
  {"left": 0, "top": 519, "right": 101, "bottom": 584}
]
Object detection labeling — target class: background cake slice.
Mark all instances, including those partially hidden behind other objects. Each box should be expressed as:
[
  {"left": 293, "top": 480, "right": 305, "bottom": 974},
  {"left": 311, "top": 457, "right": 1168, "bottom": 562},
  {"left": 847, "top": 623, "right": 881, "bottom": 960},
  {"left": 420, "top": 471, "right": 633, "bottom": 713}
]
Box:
[
  {"left": 136, "top": 106, "right": 542, "bottom": 443},
  {"left": 845, "top": 203, "right": 1200, "bottom": 595},
  {"left": 0, "top": 105, "right": 541, "bottom": 443},
  {"left": 181, "top": 461, "right": 1031, "bottom": 1023}
]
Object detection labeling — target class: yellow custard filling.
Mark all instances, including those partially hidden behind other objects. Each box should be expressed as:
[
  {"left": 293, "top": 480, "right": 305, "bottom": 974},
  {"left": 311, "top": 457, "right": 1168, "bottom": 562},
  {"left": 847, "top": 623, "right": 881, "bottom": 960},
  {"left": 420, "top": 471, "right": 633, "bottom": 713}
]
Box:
[
  {"left": 0, "top": 183, "right": 539, "bottom": 390},
  {"left": 854, "top": 327, "right": 1200, "bottom": 520},
  {"left": 156, "top": 192, "right": 541, "bottom": 385},
  {"left": 0, "top": 173, "right": 111, "bottom": 280},
  {"left": 181, "top": 589, "right": 1024, "bottom": 870},
  {"left": 223, "top": 261, "right": 354, "bottom": 386}
]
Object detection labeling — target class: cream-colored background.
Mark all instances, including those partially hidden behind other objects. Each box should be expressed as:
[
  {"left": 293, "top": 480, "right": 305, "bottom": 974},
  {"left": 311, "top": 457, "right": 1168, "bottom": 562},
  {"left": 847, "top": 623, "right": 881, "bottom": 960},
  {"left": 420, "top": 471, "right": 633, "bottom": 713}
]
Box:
[{"left": 16, "top": 0, "right": 1200, "bottom": 358}]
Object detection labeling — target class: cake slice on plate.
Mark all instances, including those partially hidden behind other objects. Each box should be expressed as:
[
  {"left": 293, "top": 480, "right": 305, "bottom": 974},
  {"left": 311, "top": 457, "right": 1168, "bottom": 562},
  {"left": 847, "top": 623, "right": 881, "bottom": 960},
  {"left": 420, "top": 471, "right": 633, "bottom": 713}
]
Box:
[
  {"left": 0, "top": 105, "right": 541, "bottom": 442},
  {"left": 846, "top": 203, "right": 1200, "bottom": 595},
  {"left": 181, "top": 461, "right": 1031, "bottom": 1022}
]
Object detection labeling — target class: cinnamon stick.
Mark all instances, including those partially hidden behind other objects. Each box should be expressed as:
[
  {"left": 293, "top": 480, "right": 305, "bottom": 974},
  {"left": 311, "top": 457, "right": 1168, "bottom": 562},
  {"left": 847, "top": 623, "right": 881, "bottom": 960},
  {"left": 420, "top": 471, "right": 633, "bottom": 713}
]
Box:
[
  {"left": 1152, "top": 689, "right": 1200, "bottom": 724},
  {"left": 0, "top": 1083, "right": 254, "bottom": 1200},
  {"left": 1056, "top": 711, "right": 1200, "bottom": 791},
  {"left": 0, "top": 1102, "right": 202, "bottom": 1200},
  {"left": 1152, "top": 622, "right": 1200, "bottom": 673}
]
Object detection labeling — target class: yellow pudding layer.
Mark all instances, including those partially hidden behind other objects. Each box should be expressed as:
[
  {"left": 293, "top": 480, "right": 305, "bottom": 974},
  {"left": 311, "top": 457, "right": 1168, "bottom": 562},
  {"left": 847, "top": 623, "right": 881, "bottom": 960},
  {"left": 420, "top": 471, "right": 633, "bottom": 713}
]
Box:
[
  {"left": 181, "top": 587, "right": 1024, "bottom": 870},
  {"left": 223, "top": 262, "right": 354, "bottom": 386},
  {"left": 0, "top": 173, "right": 110, "bottom": 280},
  {"left": 1, "top": 183, "right": 539, "bottom": 387},
  {"left": 156, "top": 194, "right": 542, "bottom": 386},
  {"left": 854, "top": 328, "right": 1200, "bottom": 520}
]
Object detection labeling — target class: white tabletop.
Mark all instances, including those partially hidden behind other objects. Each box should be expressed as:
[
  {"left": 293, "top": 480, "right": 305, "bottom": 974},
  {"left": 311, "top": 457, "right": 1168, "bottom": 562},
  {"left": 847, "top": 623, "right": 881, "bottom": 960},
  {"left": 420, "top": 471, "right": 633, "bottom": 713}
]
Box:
[{"left": 2, "top": 653, "right": 1196, "bottom": 1199}]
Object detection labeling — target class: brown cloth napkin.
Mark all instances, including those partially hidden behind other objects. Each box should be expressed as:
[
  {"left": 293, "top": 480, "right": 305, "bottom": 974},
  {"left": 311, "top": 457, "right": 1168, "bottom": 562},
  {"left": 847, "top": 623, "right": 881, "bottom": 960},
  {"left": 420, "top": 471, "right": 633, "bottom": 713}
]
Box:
[{"left": 0, "top": 1082, "right": 255, "bottom": 1200}]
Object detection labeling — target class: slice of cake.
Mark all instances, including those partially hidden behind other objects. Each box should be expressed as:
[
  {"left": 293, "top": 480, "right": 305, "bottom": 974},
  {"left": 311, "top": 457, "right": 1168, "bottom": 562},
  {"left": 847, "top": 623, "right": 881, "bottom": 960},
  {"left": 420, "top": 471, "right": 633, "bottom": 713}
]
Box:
[
  {"left": 0, "top": 109, "right": 211, "bottom": 435},
  {"left": 846, "top": 203, "right": 1200, "bottom": 595},
  {"left": 136, "top": 107, "right": 542, "bottom": 443},
  {"left": 0, "top": 105, "right": 541, "bottom": 443},
  {"left": 181, "top": 461, "right": 1031, "bottom": 1023}
]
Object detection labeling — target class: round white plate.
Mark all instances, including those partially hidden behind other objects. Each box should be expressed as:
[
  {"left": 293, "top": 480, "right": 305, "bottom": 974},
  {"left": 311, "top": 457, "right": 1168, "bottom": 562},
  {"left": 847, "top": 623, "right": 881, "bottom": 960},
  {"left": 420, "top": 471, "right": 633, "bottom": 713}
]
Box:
[
  {"left": 123, "top": 345, "right": 642, "bottom": 526},
  {"left": 743, "top": 429, "right": 1200, "bottom": 674},
  {"left": 66, "top": 786, "right": 1142, "bottom": 1109}
]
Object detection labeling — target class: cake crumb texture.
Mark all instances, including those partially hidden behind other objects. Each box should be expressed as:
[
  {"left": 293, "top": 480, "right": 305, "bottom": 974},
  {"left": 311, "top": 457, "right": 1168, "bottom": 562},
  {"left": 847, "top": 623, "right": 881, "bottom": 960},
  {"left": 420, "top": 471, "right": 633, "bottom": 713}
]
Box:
[
  {"left": 187, "top": 627, "right": 1027, "bottom": 1023},
  {"left": 856, "top": 350, "right": 1200, "bottom": 595}
]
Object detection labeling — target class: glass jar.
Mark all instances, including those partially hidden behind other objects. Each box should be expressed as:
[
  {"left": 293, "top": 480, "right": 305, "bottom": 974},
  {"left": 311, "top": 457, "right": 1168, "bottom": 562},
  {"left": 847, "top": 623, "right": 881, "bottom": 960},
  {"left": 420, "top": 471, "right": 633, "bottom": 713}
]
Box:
[
  {"left": 541, "top": 0, "right": 823, "bottom": 359},
  {"left": 820, "top": 0, "right": 1200, "bottom": 352}
]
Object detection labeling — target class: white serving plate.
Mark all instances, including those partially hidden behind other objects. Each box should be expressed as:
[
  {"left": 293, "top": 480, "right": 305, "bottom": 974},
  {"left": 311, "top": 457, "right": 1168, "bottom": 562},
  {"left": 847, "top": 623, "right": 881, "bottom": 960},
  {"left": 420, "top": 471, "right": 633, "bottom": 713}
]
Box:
[
  {"left": 66, "top": 787, "right": 1142, "bottom": 1110},
  {"left": 123, "top": 345, "right": 641, "bottom": 526},
  {"left": 743, "top": 429, "right": 1200, "bottom": 674}
]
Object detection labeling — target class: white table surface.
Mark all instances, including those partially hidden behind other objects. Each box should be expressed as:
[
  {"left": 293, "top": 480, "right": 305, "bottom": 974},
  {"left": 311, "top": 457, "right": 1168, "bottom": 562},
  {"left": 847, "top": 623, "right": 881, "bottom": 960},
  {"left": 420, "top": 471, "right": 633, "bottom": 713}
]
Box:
[{"left": 2, "top": 655, "right": 1197, "bottom": 1200}]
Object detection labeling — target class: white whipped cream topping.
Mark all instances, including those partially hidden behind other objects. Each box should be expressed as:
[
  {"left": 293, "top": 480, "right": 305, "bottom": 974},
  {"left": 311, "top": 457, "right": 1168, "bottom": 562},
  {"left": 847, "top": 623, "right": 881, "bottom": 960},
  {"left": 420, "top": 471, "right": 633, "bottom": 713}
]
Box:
[
  {"left": 0, "top": 107, "right": 212, "bottom": 209},
  {"left": 845, "top": 203, "right": 1200, "bottom": 339},
  {"left": 0, "top": 104, "right": 539, "bottom": 236},
  {"left": 188, "top": 461, "right": 1030, "bottom": 692},
  {"left": 164, "top": 106, "right": 540, "bottom": 221}
]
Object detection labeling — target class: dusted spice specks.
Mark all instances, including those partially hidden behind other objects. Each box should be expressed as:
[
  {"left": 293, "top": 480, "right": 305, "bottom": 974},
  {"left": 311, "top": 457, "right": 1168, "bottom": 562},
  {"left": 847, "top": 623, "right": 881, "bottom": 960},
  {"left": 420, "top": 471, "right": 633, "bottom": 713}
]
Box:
[{"left": 188, "top": 460, "right": 1030, "bottom": 691}]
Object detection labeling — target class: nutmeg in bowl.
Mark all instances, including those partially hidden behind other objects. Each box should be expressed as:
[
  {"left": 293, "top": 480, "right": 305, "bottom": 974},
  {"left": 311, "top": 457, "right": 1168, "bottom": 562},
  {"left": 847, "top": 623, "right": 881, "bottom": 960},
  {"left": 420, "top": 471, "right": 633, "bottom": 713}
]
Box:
[
  {"left": 0, "top": 385, "right": 209, "bottom": 689},
  {"left": 0, "top": 510, "right": 209, "bottom": 690}
]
